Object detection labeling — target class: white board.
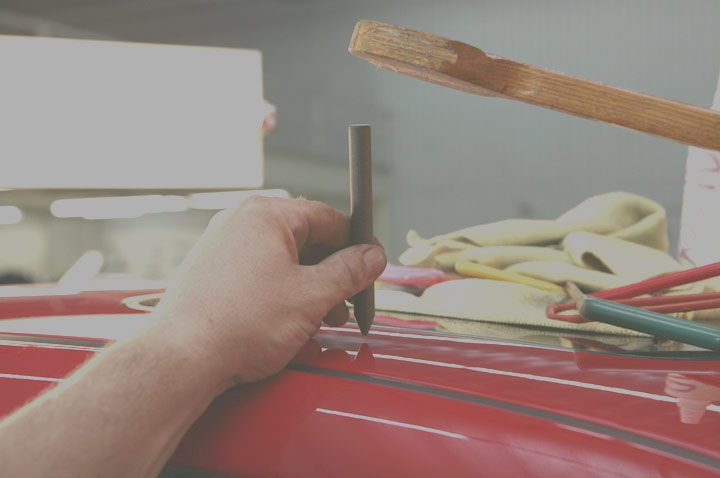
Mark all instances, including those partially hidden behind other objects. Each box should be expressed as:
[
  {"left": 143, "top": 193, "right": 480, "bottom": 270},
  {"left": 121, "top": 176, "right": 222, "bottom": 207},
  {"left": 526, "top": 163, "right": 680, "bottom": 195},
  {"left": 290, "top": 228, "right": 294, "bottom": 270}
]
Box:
[
  {"left": 678, "top": 65, "right": 720, "bottom": 267},
  {"left": 0, "top": 36, "right": 264, "bottom": 188}
]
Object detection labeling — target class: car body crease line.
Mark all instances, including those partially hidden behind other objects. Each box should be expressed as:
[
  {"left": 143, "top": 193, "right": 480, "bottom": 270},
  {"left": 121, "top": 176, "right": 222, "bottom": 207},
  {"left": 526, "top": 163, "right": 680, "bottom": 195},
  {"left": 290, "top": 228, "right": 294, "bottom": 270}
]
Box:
[{"left": 286, "top": 363, "right": 720, "bottom": 471}]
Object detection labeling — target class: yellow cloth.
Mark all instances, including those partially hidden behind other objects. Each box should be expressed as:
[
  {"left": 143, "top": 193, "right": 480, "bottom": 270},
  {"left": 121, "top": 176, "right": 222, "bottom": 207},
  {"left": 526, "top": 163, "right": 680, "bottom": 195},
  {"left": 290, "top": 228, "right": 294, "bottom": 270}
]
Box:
[
  {"left": 458, "top": 246, "right": 573, "bottom": 269},
  {"left": 399, "top": 191, "right": 668, "bottom": 271},
  {"left": 382, "top": 192, "right": 703, "bottom": 335},
  {"left": 399, "top": 192, "right": 679, "bottom": 292},
  {"left": 500, "top": 232, "right": 684, "bottom": 292},
  {"left": 562, "top": 232, "right": 681, "bottom": 280},
  {"left": 375, "top": 279, "right": 648, "bottom": 335}
]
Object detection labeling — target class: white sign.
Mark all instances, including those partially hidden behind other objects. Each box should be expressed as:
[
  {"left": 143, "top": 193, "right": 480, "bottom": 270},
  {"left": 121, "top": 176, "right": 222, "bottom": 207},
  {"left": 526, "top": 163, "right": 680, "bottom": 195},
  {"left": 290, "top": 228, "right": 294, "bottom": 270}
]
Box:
[
  {"left": 0, "top": 36, "right": 264, "bottom": 188},
  {"left": 679, "top": 72, "right": 720, "bottom": 267}
]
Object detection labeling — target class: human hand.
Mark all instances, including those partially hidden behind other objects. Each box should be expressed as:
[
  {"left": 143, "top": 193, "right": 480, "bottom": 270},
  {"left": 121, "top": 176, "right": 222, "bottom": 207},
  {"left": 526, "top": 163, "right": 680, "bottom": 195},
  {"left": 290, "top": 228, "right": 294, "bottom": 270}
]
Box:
[{"left": 153, "top": 197, "right": 386, "bottom": 388}]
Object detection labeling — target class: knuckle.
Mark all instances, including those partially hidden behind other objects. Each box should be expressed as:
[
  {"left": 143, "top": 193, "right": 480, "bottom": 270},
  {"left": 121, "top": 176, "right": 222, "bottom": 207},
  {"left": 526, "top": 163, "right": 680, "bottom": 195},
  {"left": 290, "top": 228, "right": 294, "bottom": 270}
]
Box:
[
  {"left": 211, "top": 195, "right": 284, "bottom": 230},
  {"left": 208, "top": 208, "right": 231, "bottom": 228},
  {"left": 238, "top": 195, "right": 285, "bottom": 223},
  {"left": 241, "top": 194, "right": 272, "bottom": 211},
  {"left": 339, "top": 255, "right": 367, "bottom": 291}
]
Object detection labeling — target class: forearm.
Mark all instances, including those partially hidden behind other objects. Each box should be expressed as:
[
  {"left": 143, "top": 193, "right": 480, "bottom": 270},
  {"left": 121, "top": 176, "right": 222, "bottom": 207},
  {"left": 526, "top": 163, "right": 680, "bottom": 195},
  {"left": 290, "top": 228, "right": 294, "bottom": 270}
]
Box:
[
  {"left": 0, "top": 314, "right": 224, "bottom": 478},
  {"left": 0, "top": 198, "right": 387, "bottom": 477}
]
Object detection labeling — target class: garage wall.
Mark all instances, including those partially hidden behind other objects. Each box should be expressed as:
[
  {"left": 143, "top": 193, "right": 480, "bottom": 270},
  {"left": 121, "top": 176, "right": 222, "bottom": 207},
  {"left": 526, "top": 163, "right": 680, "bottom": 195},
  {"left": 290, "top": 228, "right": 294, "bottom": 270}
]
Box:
[
  {"left": 0, "top": 219, "right": 47, "bottom": 280},
  {"left": 1, "top": 0, "right": 719, "bottom": 274},
  {"left": 247, "top": 0, "right": 720, "bottom": 258}
]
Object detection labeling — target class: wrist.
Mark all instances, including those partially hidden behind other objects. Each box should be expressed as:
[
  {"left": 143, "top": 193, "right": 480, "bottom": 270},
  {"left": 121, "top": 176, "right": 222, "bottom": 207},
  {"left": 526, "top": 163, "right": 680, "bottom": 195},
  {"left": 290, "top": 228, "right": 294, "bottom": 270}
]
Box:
[{"left": 143, "top": 311, "right": 233, "bottom": 396}]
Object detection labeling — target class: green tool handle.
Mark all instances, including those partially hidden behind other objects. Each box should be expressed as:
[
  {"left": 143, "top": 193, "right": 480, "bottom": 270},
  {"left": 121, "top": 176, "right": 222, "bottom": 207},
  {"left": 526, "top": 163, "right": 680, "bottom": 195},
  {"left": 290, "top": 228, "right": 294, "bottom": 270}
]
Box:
[{"left": 579, "top": 295, "right": 720, "bottom": 351}]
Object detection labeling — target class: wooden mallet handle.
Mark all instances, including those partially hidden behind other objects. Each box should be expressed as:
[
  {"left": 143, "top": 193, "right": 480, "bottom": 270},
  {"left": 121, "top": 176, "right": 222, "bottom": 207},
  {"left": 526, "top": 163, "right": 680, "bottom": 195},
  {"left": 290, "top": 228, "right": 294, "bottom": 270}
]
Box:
[{"left": 349, "top": 20, "right": 720, "bottom": 151}]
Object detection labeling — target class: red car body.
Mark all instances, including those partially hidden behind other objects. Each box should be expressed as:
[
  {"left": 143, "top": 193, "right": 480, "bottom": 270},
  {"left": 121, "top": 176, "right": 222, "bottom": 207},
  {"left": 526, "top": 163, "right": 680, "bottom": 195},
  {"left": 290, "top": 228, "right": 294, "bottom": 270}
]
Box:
[{"left": 1, "top": 287, "right": 719, "bottom": 477}]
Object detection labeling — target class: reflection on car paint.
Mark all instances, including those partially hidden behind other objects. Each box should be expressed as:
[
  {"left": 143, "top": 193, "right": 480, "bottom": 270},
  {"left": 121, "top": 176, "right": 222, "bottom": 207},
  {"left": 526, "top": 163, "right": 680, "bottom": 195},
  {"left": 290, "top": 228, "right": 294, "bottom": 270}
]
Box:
[
  {"left": 0, "top": 372, "right": 63, "bottom": 383},
  {"left": 2, "top": 287, "right": 720, "bottom": 476},
  {"left": 347, "top": 350, "right": 719, "bottom": 413},
  {"left": 316, "top": 407, "right": 469, "bottom": 440},
  {"left": 666, "top": 374, "right": 720, "bottom": 424}
]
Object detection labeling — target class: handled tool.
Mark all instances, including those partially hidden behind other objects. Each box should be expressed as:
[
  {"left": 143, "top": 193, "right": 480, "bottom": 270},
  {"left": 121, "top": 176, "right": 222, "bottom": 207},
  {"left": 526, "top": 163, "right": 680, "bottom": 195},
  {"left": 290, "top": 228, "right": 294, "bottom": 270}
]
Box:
[
  {"left": 562, "top": 281, "right": 720, "bottom": 351},
  {"left": 349, "top": 124, "right": 375, "bottom": 335},
  {"left": 576, "top": 292, "right": 720, "bottom": 352},
  {"left": 547, "top": 261, "right": 720, "bottom": 323},
  {"left": 349, "top": 20, "right": 720, "bottom": 151}
]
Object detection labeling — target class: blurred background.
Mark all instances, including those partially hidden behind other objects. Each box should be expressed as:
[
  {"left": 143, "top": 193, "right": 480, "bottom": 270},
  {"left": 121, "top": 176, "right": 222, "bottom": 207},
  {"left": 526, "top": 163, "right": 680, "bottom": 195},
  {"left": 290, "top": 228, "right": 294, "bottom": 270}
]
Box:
[{"left": 0, "top": 0, "right": 719, "bottom": 285}]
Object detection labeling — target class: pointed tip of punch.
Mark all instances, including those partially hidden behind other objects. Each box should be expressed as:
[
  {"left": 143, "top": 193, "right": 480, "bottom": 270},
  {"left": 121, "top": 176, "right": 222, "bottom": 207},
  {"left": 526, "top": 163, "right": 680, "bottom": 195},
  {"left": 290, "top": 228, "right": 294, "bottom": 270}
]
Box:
[
  {"left": 354, "top": 312, "right": 373, "bottom": 335},
  {"left": 357, "top": 321, "right": 371, "bottom": 335}
]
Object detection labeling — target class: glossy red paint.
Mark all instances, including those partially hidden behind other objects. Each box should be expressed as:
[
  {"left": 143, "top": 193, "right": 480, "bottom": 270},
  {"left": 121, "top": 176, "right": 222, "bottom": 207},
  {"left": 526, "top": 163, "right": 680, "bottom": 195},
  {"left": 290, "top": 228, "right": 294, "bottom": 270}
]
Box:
[
  {"left": 0, "top": 288, "right": 161, "bottom": 320},
  {"left": 173, "top": 371, "right": 717, "bottom": 477},
  {"left": 301, "top": 329, "right": 720, "bottom": 461},
  {"left": 0, "top": 341, "right": 98, "bottom": 417},
  {"left": 1, "top": 289, "right": 719, "bottom": 476}
]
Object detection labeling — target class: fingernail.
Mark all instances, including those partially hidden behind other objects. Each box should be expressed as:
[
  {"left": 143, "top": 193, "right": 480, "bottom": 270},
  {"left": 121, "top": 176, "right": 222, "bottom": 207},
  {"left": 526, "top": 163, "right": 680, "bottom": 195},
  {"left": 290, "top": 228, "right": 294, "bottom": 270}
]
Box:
[{"left": 362, "top": 245, "right": 387, "bottom": 274}]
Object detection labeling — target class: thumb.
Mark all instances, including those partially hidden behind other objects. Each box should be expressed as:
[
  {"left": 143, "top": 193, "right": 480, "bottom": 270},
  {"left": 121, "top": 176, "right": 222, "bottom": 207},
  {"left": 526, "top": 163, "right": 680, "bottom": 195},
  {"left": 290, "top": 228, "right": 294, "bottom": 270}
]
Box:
[{"left": 307, "top": 244, "right": 387, "bottom": 308}]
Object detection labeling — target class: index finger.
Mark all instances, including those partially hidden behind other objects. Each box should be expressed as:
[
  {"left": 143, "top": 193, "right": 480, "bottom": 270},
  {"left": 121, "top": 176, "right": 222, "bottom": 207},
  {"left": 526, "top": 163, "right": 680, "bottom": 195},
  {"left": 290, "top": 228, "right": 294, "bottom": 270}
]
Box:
[{"left": 281, "top": 198, "right": 351, "bottom": 251}]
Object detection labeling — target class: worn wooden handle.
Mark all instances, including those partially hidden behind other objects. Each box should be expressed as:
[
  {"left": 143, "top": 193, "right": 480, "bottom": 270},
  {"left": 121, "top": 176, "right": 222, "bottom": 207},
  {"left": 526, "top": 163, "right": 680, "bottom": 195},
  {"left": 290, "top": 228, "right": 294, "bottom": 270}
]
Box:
[{"left": 349, "top": 20, "right": 720, "bottom": 151}]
